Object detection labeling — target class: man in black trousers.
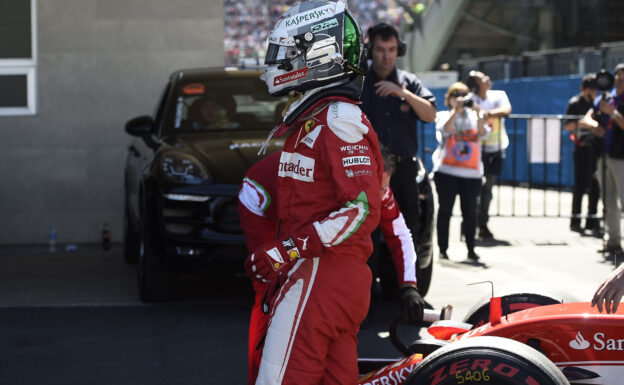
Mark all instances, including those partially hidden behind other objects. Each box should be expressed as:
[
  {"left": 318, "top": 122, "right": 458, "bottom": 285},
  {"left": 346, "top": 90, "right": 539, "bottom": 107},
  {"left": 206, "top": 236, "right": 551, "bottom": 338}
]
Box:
[
  {"left": 360, "top": 23, "right": 436, "bottom": 262},
  {"left": 564, "top": 74, "right": 600, "bottom": 234}
]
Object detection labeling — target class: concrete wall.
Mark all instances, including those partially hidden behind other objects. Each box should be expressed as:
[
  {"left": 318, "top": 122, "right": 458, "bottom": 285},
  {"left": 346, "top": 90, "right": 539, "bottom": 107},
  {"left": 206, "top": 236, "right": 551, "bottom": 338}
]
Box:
[{"left": 0, "top": 0, "right": 224, "bottom": 245}]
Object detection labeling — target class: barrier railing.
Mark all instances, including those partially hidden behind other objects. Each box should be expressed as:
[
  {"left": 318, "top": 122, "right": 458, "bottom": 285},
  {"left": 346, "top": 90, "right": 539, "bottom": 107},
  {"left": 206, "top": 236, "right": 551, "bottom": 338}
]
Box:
[{"left": 418, "top": 113, "right": 602, "bottom": 220}]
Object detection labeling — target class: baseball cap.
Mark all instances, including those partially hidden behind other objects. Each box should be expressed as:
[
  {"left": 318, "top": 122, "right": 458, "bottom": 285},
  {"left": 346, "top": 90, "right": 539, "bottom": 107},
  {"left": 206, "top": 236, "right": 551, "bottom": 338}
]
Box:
[{"left": 614, "top": 63, "right": 624, "bottom": 73}]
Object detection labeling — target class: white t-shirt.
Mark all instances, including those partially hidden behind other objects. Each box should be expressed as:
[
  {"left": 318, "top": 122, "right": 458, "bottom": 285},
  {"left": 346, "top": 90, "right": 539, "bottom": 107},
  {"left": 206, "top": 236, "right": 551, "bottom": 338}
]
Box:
[
  {"left": 472, "top": 90, "right": 511, "bottom": 153},
  {"left": 432, "top": 110, "right": 489, "bottom": 180}
]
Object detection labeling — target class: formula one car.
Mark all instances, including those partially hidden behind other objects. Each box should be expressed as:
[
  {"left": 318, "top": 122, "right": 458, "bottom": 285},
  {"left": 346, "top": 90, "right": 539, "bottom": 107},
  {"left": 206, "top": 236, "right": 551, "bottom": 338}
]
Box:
[{"left": 357, "top": 288, "right": 624, "bottom": 385}]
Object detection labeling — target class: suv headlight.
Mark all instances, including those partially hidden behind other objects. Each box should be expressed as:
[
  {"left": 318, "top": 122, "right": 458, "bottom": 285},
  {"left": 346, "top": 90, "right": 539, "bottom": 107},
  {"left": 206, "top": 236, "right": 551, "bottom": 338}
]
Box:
[{"left": 160, "top": 152, "right": 211, "bottom": 184}]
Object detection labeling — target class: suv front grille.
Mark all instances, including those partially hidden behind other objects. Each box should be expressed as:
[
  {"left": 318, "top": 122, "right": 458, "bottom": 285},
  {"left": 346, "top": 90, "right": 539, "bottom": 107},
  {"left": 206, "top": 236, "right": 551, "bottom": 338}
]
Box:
[
  {"left": 161, "top": 195, "right": 242, "bottom": 241},
  {"left": 165, "top": 223, "right": 194, "bottom": 235},
  {"left": 163, "top": 208, "right": 194, "bottom": 218},
  {"left": 214, "top": 199, "right": 241, "bottom": 232}
]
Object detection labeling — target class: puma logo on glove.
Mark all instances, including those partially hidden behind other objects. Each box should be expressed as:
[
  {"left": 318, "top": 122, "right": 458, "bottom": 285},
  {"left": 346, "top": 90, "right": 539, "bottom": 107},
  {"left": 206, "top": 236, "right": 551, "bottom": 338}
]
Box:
[
  {"left": 244, "top": 225, "right": 323, "bottom": 282},
  {"left": 297, "top": 236, "right": 309, "bottom": 251}
]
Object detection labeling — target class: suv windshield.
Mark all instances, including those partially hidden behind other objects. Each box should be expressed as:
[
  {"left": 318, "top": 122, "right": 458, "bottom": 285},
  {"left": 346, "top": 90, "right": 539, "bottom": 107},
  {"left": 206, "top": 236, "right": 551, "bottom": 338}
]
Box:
[{"left": 172, "top": 75, "right": 286, "bottom": 133}]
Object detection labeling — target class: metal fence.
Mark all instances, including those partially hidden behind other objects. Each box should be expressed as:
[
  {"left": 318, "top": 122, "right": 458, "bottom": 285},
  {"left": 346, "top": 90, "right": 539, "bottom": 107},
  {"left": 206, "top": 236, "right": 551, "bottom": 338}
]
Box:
[
  {"left": 457, "top": 41, "right": 624, "bottom": 81},
  {"left": 417, "top": 113, "right": 603, "bottom": 220}
]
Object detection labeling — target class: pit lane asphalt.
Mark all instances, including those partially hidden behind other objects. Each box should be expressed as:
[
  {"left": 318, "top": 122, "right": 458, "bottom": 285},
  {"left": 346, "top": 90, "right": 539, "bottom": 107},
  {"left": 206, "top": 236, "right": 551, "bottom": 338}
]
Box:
[{"left": 0, "top": 213, "right": 619, "bottom": 385}]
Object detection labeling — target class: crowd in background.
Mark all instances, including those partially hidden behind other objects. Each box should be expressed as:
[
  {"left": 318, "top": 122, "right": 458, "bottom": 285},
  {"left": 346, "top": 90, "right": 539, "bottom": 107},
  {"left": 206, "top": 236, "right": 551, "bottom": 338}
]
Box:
[
  {"left": 224, "top": 0, "right": 405, "bottom": 67},
  {"left": 224, "top": 0, "right": 624, "bottom": 264}
]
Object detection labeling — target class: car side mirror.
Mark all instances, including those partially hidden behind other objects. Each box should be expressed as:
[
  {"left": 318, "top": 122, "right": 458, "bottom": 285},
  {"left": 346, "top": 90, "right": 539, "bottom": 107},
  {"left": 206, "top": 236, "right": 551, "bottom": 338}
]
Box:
[{"left": 125, "top": 115, "right": 153, "bottom": 137}]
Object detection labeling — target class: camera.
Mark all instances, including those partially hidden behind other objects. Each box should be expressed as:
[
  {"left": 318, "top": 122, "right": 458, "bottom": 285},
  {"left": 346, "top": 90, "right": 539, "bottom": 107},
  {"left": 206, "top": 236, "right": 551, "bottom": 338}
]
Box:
[
  {"left": 594, "top": 69, "right": 615, "bottom": 106},
  {"left": 595, "top": 69, "right": 614, "bottom": 92},
  {"left": 462, "top": 95, "right": 474, "bottom": 108}
]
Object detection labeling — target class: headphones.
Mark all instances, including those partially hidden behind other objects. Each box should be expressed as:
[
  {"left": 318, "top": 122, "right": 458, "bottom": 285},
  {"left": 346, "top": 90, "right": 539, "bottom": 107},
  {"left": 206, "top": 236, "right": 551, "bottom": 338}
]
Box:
[
  {"left": 465, "top": 70, "right": 480, "bottom": 93},
  {"left": 366, "top": 23, "right": 406, "bottom": 59}
]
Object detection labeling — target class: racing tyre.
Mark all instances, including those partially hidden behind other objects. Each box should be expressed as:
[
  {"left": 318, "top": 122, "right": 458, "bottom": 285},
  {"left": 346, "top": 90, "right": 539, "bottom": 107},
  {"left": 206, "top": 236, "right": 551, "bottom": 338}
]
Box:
[
  {"left": 123, "top": 202, "right": 140, "bottom": 263},
  {"left": 138, "top": 195, "right": 174, "bottom": 303},
  {"left": 405, "top": 336, "right": 569, "bottom": 385},
  {"left": 463, "top": 289, "right": 579, "bottom": 328}
]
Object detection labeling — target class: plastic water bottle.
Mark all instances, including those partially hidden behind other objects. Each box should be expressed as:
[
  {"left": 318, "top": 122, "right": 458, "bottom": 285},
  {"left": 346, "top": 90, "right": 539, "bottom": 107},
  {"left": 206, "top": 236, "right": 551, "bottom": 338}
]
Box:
[
  {"left": 102, "top": 222, "right": 111, "bottom": 250},
  {"left": 48, "top": 225, "right": 57, "bottom": 252}
]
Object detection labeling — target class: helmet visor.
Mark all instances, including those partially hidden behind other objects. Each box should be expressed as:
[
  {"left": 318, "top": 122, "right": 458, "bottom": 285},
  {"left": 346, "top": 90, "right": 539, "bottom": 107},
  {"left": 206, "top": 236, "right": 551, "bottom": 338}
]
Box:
[
  {"left": 265, "top": 44, "right": 288, "bottom": 65},
  {"left": 343, "top": 12, "right": 361, "bottom": 67}
]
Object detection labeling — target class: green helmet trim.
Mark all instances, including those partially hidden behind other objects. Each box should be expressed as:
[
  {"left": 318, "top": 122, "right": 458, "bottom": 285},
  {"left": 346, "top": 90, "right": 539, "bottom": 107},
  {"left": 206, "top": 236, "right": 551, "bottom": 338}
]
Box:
[{"left": 343, "top": 11, "right": 360, "bottom": 67}]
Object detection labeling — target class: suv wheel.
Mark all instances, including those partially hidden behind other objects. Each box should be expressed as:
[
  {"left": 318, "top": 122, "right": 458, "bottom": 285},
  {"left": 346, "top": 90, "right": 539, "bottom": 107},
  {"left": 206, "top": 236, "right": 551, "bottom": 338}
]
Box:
[
  {"left": 123, "top": 202, "right": 140, "bottom": 263},
  {"left": 377, "top": 244, "right": 433, "bottom": 299},
  {"left": 415, "top": 249, "right": 433, "bottom": 297},
  {"left": 138, "top": 195, "right": 174, "bottom": 302}
]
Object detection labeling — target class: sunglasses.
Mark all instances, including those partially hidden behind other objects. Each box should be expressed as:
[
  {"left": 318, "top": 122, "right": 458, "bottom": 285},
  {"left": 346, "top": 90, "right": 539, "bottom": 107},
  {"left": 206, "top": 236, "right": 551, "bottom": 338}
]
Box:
[{"left": 450, "top": 91, "right": 467, "bottom": 98}]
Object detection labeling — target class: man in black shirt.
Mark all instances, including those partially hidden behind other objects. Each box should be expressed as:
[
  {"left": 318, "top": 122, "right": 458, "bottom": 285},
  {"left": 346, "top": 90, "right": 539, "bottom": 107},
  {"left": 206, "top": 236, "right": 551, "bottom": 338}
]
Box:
[
  {"left": 564, "top": 74, "right": 600, "bottom": 234},
  {"left": 580, "top": 63, "right": 624, "bottom": 258},
  {"left": 360, "top": 23, "right": 436, "bottom": 267}
]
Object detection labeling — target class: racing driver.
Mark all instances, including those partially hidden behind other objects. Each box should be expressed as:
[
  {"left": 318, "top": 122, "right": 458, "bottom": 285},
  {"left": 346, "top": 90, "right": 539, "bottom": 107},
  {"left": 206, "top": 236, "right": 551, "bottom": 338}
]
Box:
[
  {"left": 239, "top": 147, "right": 424, "bottom": 385},
  {"left": 243, "top": 1, "right": 384, "bottom": 383}
]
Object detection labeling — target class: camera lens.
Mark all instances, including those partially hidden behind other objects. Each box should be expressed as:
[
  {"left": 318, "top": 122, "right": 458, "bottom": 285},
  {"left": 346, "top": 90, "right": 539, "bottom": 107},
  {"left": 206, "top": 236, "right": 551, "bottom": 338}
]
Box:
[
  {"left": 462, "top": 98, "right": 473, "bottom": 108},
  {"left": 595, "top": 69, "right": 614, "bottom": 91}
]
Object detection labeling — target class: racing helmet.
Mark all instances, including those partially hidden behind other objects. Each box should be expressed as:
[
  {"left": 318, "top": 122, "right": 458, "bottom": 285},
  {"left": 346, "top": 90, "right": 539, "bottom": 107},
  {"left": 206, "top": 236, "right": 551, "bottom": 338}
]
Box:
[{"left": 263, "top": 0, "right": 365, "bottom": 97}]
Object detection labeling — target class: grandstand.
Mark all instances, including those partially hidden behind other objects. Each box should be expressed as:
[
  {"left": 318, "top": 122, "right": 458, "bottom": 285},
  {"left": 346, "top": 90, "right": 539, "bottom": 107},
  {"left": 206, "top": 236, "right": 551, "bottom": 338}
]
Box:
[
  {"left": 224, "top": 0, "right": 411, "bottom": 67},
  {"left": 225, "top": 0, "right": 624, "bottom": 80}
]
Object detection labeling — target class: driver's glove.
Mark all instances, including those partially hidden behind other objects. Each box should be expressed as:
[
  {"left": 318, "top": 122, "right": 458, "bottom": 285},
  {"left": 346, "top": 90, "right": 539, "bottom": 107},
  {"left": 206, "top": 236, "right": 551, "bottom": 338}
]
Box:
[
  {"left": 399, "top": 285, "right": 425, "bottom": 323},
  {"left": 244, "top": 224, "right": 322, "bottom": 283}
]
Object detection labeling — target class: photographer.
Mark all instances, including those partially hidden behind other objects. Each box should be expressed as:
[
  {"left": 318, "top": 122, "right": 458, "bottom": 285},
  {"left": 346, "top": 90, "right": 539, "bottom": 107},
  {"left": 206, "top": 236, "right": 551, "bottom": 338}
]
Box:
[
  {"left": 432, "top": 82, "right": 489, "bottom": 262},
  {"left": 564, "top": 74, "right": 600, "bottom": 234},
  {"left": 580, "top": 63, "right": 624, "bottom": 259},
  {"left": 465, "top": 71, "right": 512, "bottom": 240}
]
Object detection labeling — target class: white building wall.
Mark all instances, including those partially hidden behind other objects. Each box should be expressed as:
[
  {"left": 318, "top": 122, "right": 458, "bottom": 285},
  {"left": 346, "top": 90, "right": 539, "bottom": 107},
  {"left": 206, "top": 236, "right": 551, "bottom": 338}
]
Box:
[{"left": 0, "top": 0, "right": 223, "bottom": 244}]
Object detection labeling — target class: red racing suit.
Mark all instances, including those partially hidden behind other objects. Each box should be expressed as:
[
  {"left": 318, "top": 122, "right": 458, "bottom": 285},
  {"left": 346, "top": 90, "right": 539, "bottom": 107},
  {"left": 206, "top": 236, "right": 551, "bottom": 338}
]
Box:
[
  {"left": 238, "top": 149, "right": 418, "bottom": 385},
  {"left": 237, "top": 151, "right": 281, "bottom": 385},
  {"left": 379, "top": 186, "right": 417, "bottom": 286},
  {"left": 254, "top": 97, "right": 382, "bottom": 385}
]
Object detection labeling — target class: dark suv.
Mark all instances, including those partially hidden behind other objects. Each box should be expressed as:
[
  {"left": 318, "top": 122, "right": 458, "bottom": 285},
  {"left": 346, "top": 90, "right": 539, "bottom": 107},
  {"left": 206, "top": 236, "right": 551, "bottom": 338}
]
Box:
[
  {"left": 124, "top": 67, "right": 434, "bottom": 302},
  {"left": 123, "top": 68, "right": 285, "bottom": 302}
]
